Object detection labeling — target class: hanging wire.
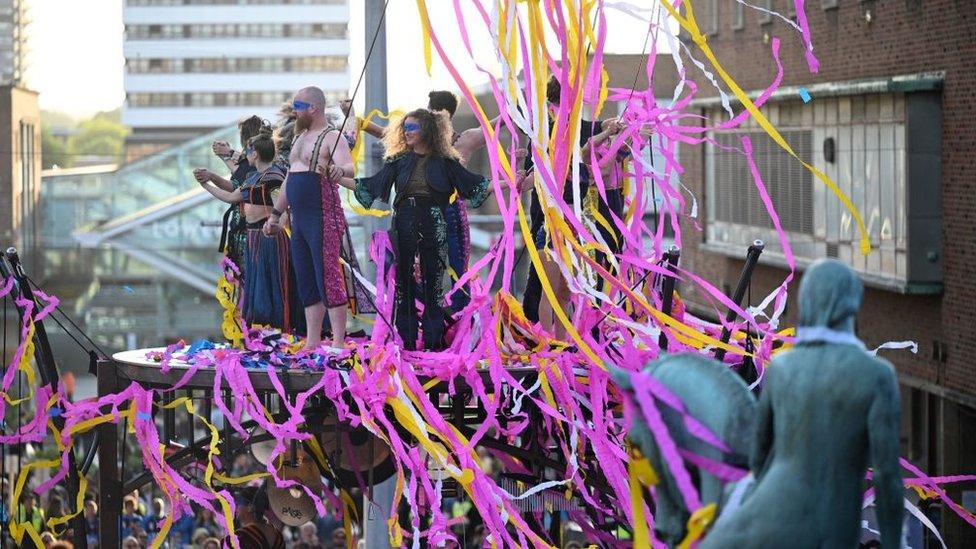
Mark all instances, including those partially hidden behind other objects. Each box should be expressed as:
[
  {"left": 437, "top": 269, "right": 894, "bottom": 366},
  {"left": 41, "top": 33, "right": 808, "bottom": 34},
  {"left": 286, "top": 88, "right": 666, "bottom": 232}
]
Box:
[{"left": 26, "top": 275, "right": 109, "bottom": 358}]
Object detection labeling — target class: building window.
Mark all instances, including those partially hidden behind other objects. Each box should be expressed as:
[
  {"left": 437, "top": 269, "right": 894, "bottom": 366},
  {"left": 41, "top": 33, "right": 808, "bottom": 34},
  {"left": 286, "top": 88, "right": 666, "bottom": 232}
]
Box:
[
  {"left": 733, "top": 2, "right": 745, "bottom": 31},
  {"left": 127, "top": 56, "right": 347, "bottom": 74},
  {"left": 822, "top": 0, "right": 839, "bottom": 9},
  {"left": 127, "top": 0, "right": 345, "bottom": 5},
  {"left": 19, "top": 121, "right": 36, "bottom": 250},
  {"left": 759, "top": 0, "right": 774, "bottom": 24},
  {"left": 704, "top": 87, "right": 943, "bottom": 290},
  {"left": 128, "top": 91, "right": 307, "bottom": 107},
  {"left": 703, "top": 0, "right": 719, "bottom": 36},
  {"left": 127, "top": 23, "right": 347, "bottom": 40}
]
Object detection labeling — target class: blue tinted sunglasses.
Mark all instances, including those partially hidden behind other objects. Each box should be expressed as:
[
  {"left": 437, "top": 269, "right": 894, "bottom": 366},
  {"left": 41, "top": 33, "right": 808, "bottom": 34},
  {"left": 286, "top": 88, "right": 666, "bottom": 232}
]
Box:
[
  {"left": 403, "top": 122, "right": 421, "bottom": 133},
  {"left": 292, "top": 100, "right": 312, "bottom": 111}
]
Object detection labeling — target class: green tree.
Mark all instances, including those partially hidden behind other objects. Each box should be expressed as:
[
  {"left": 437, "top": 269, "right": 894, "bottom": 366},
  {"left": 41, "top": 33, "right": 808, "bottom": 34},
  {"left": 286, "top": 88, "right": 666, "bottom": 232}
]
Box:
[
  {"left": 69, "top": 116, "right": 129, "bottom": 159},
  {"left": 41, "top": 126, "right": 73, "bottom": 169}
]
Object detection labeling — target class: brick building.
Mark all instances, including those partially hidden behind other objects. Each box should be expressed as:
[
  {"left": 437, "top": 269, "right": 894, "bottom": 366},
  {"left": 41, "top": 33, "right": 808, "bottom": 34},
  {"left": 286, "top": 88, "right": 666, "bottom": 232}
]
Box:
[
  {"left": 676, "top": 1, "right": 976, "bottom": 544},
  {"left": 0, "top": 85, "right": 41, "bottom": 270}
]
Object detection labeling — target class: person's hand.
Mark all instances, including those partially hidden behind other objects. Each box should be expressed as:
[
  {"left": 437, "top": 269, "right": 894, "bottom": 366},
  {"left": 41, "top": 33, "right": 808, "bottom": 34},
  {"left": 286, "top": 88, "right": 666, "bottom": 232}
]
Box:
[
  {"left": 516, "top": 170, "right": 535, "bottom": 193},
  {"left": 638, "top": 124, "right": 655, "bottom": 138},
  {"left": 319, "top": 163, "right": 344, "bottom": 181},
  {"left": 601, "top": 117, "right": 620, "bottom": 132},
  {"left": 339, "top": 99, "right": 353, "bottom": 116},
  {"left": 263, "top": 216, "right": 282, "bottom": 236},
  {"left": 606, "top": 119, "right": 623, "bottom": 135},
  {"left": 192, "top": 168, "right": 211, "bottom": 184},
  {"left": 212, "top": 141, "right": 232, "bottom": 158}
]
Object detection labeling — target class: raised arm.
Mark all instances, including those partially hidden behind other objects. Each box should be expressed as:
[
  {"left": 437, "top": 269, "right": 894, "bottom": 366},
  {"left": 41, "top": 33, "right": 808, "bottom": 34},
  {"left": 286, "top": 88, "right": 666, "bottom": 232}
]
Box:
[
  {"left": 326, "top": 159, "right": 398, "bottom": 208},
  {"left": 454, "top": 115, "right": 504, "bottom": 166},
  {"left": 194, "top": 169, "right": 243, "bottom": 205},
  {"left": 868, "top": 362, "right": 903, "bottom": 548},
  {"left": 212, "top": 140, "right": 239, "bottom": 175},
  {"left": 363, "top": 120, "right": 385, "bottom": 139}
]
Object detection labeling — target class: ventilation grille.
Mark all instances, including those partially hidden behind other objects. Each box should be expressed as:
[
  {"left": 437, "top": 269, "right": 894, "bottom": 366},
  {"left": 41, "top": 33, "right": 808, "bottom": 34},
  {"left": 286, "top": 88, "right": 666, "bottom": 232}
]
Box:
[{"left": 711, "top": 130, "right": 814, "bottom": 235}]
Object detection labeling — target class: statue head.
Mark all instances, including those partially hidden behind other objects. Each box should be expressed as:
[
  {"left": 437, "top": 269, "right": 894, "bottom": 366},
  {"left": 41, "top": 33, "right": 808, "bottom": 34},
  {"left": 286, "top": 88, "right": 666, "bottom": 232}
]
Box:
[{"left": 798, "top": 259, "right": 863, "bottom": 333}]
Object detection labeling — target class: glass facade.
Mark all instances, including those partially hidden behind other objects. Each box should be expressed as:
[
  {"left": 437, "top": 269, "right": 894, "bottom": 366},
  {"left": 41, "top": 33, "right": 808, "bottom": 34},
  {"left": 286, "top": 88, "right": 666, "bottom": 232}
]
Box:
[{"left": 41, "top": 123, "right": 372, "bottom": 353}]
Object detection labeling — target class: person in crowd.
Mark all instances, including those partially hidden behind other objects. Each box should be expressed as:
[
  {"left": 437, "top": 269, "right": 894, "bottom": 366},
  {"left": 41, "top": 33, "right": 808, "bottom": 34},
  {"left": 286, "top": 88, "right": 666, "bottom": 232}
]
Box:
[
  {"left": 192, "top": 527, "right": 211, "bottom": 548},
  {"left": 48, "top": 542, "right": 74, "bottom": 549},
  {"left": 83, "top": 499, "right": 98, "bottom": 548},
  {"left": 122, "top": 536, "right": 140, "bottom": 549},
  {"left": 43, "top": 494, "right": 64, "bottom": 526},
  {"left": 39, "top": 531, "right": 55, "bottom": 547},
  {"left": 263, "top": 86, "right": 355, "bottom": 352},
  {"left": 0, "top": 478, "right": 10, "bottom": 525},
  {"left": 17, "top": 493, "right": 45, "bottom": 535},
  {"left": 120, "top": 495, "right": 144, "bottom": 539},
  {"left": 331, "top": 109, "right": 496, "bottom": 350},
  {"left": 194, "top": 508, "right": 221, "bottom": 538},
  {"left": 196, "top": 128, "right": 303, "bottom": 333},
  {"left": 297, "top": 522, "right": 323, "bottom": 548},
  {"left": 221, "top": 485, "right": 285, "bottom": 549},
  {"left": 201, "top": 537, "right": 221, "bottom": 549},
  {"left": 143, "top": 497, "right": 166, "bottom": 541}
]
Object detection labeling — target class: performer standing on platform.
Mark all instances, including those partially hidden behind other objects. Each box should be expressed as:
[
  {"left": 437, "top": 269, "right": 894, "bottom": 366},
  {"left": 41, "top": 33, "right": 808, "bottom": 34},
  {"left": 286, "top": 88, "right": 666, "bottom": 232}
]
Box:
[
  {"left": 329, "top": 109, "right": 493, "bottom": 350},
  {"left": 211, "top": 116, "right": 266, "bottom": 278},
  {"left": 521, "top": 77, "right": 605, "bottom": 338},
  {"left": 195, "top": 129, "right": 302, "bottom": 333},
  {"left": 346, "top": 91, "right": 511, "bottom": 313},
  {"left": 263, "top": 87, "right": 354, "bottom": 352}
]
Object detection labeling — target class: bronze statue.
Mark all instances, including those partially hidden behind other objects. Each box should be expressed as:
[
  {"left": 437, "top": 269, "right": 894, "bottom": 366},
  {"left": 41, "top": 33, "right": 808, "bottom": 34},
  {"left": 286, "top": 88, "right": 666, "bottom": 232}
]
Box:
[
  {"left": 702, "top": 259, "right": 903, "bottom": 548},
  {"left": 611, "top": 353, "right": 757, "bottom": 546}
]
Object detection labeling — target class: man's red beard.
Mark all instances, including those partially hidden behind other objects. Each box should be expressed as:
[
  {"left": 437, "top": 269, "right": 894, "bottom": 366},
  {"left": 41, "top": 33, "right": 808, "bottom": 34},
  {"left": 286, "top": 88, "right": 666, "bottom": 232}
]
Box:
[{"left": 295, "top": 115, "right": 311, "bottom": 133}]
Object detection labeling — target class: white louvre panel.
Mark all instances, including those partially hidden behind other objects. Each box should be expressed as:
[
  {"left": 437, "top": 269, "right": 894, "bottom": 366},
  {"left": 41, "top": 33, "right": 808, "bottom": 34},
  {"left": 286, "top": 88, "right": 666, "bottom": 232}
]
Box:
[
  {"left": 711, "top": 130, "right": 814, "bottom": 235},
  {"left": 701, "top": 90, "right": 944, "bottom": 293}
]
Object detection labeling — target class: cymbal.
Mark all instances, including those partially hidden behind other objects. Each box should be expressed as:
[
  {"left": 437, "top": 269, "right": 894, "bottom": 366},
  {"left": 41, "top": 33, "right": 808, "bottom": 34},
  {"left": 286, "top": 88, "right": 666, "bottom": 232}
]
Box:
[
  {"left": 249, "top": 427, "right": 276, "bottom": 466},
  {"left": 266, "top": 449, "right": 323, "bottom": 527},
  {"left": 267, "top": 483, "right": 317, "bottom": 527},
  {"left": 317, "top": 420, "right": 395, "bottom": 487}
]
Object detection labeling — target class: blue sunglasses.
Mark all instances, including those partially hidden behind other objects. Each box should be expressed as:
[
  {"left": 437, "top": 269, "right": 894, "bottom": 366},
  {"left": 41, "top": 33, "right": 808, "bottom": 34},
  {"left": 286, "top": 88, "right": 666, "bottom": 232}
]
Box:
[
  {"left": 403, "top": 122, "right": 422, "bottom": 133},
  {"left": 292, "top": 100, "right": 313, "bottom": 111}
]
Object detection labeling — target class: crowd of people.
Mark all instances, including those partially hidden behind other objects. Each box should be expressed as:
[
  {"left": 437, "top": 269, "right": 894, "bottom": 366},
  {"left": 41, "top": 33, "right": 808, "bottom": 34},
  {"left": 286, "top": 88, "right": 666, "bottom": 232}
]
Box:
[
  {"left": 198, "top": 79, "right": 644, "bottom": 355},
  {"left": 1, "top": 444, "right": 599, "bottom": 548}
]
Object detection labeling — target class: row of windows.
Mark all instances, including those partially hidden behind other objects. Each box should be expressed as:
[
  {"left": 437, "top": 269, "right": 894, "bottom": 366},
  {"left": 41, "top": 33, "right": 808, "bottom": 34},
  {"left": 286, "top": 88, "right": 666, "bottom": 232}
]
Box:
[
  {"left": 127, "top": 0, "right": 344, "bottom": 6},
  {"left": 127, "top": 91, "right": 344, "bottom": 108},
  {"left": 127, "top": 56, "right": 348, "bottom": 74},
  {"left": 700, "top": 0, "right": 839, "bottom": 35},
  {"left": 126, "top": 23, "right": 347, "bottom": 40}
]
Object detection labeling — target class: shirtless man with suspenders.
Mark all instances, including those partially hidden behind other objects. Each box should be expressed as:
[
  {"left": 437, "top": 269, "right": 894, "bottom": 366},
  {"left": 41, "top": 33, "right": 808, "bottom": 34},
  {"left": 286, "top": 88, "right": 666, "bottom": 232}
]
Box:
[{"left": 264, "top": 86, "right": 354, "bottom": 351}]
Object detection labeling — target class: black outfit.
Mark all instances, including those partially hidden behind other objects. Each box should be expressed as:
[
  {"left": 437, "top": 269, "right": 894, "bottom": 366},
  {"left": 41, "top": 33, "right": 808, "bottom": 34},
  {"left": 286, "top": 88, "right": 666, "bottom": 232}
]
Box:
[
  {"left": 219, "top": 157, "right": 256, "bottom": 276},
  {"left": 521, "top": 119, "right": 601, "bottom": 322},
  {"left": 354, "top": 152, "right": 491, "bottom": 350}
]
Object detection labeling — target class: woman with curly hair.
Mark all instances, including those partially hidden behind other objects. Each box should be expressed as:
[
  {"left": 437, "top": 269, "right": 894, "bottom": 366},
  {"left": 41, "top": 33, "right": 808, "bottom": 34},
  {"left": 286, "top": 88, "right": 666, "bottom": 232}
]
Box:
[{"left": 330, "top": 108, "right": 494, "bottom": 350}]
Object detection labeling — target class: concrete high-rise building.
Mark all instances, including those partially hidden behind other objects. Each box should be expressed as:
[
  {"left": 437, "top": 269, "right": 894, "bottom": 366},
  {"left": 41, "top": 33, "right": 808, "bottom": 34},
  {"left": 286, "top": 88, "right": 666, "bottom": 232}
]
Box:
[
  {"left": 0, "top": 0, "right": 28, "bottom": 86},
  {"left": 122, "top": 0, "right": 350, "bottom": 159}
]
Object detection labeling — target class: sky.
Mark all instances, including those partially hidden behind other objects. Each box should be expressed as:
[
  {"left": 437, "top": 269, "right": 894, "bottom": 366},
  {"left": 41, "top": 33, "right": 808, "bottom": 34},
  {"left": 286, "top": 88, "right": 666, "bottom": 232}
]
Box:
[{"left": 27, "top": 0, "right": 668, "bottom": 119}]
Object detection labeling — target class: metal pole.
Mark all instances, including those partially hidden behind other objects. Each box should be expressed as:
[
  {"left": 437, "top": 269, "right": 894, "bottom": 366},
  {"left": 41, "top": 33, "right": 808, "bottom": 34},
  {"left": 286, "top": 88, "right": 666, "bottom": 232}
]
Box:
[
  {"left": 362, "top": 2, "right": 395, "bottom": 548},
  {"left": 2, "top": 249, "right": 88, "bottom": 549},
  {"left": 658, "top": 246, "right": 680, "bottom": 351},
  {"left": 715, "top": 240, "right": 765, "bottom": 362}
]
